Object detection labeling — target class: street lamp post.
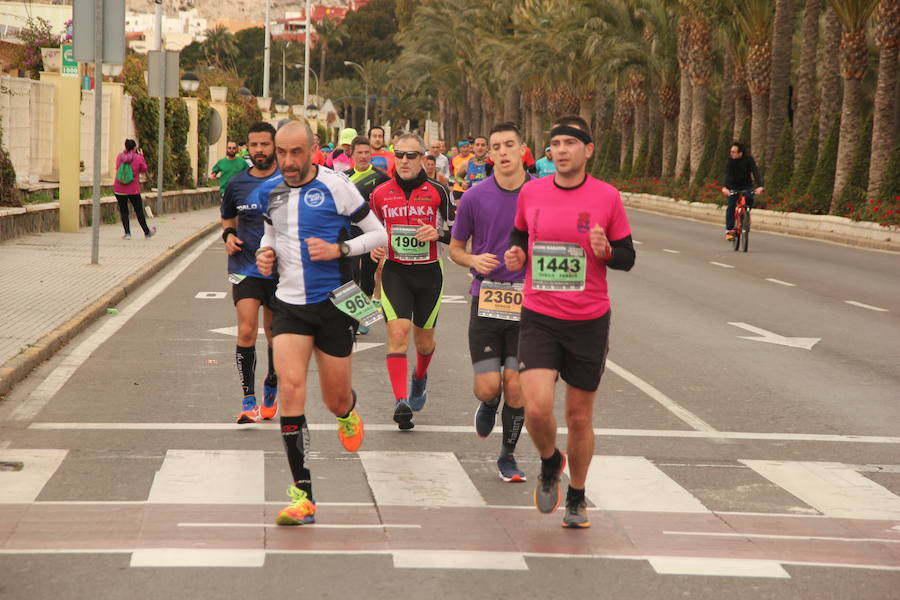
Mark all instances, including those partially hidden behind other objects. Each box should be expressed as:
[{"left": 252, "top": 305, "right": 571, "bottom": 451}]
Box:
[
  {"left": 343, "top": 60, "right": 367, "bottom": 129},
  {"left": 293, "top": 63, "right": 318, "bottom": 105},
  {"left": 281, "top": 42, "right": 290, "bottom": 100}
]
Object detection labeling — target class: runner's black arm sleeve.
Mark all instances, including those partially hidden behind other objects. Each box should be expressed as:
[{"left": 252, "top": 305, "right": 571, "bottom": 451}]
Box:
[
  {"left": 509, "top": 226, "right": 528, "bottom": 252},
  {"left": 436, "top": 184, "right": 452, "bottom": 244},
  {"left": 607, "top": 235, "right": 635, "bottom": 271}
]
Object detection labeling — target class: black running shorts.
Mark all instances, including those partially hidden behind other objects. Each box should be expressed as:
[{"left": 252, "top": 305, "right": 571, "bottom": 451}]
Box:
[
  {"left": 517, "top": 307, "right": 611, "bottom": 392},
  {"left": 468, "top": 295, "right": 519, "bottom": 374},
  {"left": 380, "top": 260, "right": 443, "bottom": 329},
  {"left": 270, "top": 297, "right": 356, "bottom": 357},
  {"left": 232, "top": 275, "right": 277, "bottom": 307}
]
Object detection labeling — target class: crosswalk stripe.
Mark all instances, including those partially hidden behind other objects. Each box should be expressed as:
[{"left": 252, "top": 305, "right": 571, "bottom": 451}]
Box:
[
  {"left": 0, "top": 449, "right": 67, "bottom": 503},
  {"left": 648, "top": 557, "right": 790, "bottom": 578},
  {"left": 583, "top": 456, "right": 710, "bottom": 513},
  {"left": 148, "top": 450, "right": 264, "bottom": 504},
  {"left": 359, "top": 451, "right": 486, "bottom": 507},
  {"left": 130, "top": 549, "right": 265, "bottom": 568},
  {"left": 392, "top": 550, "right": 528, "bottom": 570},
  {"left": 741, "top": 460, "right": 900, "bottom": 520}
]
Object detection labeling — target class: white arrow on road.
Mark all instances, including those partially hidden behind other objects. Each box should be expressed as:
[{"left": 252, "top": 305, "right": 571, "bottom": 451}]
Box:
[
  {"left": 209, "top": 327, "right": 384, "bottom": 353},
  {"left": 727, "top": 322, "right": 820, "bottom": 350}
]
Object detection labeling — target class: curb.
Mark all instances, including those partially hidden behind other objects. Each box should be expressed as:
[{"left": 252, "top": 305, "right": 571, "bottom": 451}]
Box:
[
  {"left": 0, "top": 220, "right": 220, "bottom": 400},
  {"left": 621, "top": 193, "right": 900, "bottom": 253}
]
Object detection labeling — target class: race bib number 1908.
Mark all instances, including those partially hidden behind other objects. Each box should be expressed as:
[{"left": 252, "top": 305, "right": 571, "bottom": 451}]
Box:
[{"left": 390, "top": 224, "right": 429, "bottom": 262}]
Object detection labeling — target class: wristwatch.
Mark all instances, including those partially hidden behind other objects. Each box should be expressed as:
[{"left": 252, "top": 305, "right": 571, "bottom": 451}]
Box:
[{"left": 339, "top": 242, "right": 350, "bottom": 257}]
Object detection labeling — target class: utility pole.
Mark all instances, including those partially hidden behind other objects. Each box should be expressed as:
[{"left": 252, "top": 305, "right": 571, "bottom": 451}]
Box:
[
  {"left": 155, "top": 0, "right": 165, "bottom": 217},
  {"left": 90, "top": 0, "right": 104, "bottom": 264},
  {"left": 303, "top": 0, "right": 310, "bottom": 117},
  {"left": 263, "top": 0, "right": 270, "bottom": 99}
]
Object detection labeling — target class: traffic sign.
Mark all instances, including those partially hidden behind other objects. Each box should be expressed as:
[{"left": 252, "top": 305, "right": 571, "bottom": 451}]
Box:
[{"left": 61, "top": 45, "right": 78, "bottom": 76}]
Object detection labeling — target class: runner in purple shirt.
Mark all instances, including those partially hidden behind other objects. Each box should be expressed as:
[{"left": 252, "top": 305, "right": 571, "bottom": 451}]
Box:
[{"left": 449, "top": 122, "right": 530, "bottom": 483}]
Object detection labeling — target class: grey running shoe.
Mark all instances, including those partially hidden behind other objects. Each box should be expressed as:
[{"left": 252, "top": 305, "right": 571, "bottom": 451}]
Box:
[
  {"left": 408, "top": 374, "right": 427, "bottom": 411},
  {"left": 145, "top": 226, "right": 157, "bottom": 238},
  {"left": 534, "top": 452, "right": 566, "bottom": 513},
  {"left": 562, "top": 498, "right": 590, "bottom": 528},
  {"left": 474, "top": 399, "right": 499, "bottom": 438},
  {"left": 393, "top": 399, "right": 414, "bottom": 430},
  {"left": 122, "top": 233, "right": 131, "bottom": 240},
  {"left": 497, "top": 455, "right": 526, "bottom": 482}
]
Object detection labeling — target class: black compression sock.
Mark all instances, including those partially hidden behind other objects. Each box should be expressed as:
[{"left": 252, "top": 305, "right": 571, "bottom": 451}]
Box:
[
  {"left": 566, "top": 486, "right": 585, "bottom": 504},
  {"left": 235, "top": 345, "right": 257, "bottom": 396},
  {"left": 541, "top": 448, "right": 562, "bottom": 473},
  {"left": 280, "top": 415, "right": 313, "bottom": 499},
  {"left": 500, "top": 404, "right": 525, "bottom": 456},
  {"left": 265, "top": 346, "right": 276, "bottom": 385}
]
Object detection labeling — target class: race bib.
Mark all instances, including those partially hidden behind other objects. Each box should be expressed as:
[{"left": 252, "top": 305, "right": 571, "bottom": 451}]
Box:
[
  {"left": 477, "top": 280, "right": 524, "bottom": 321},
  {"left": 390, "top": 224, "right": 429, "bottom": 262},
  {"left": 531, "top": 242, "right": 586, "bottom": 291},
  {"left": 329, "top": 281, "right": 383, "bottom": 327}
]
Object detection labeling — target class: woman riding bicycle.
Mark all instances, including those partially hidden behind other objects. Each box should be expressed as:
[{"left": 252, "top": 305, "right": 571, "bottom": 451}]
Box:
[{"left": 721, "top": 142, "right": 764, "bottom": 241}]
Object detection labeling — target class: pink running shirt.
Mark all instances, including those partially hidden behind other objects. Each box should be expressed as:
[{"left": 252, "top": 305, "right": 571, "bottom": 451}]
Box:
[{"left": 513, "top": 175, "right": 631, "bottom": 321}]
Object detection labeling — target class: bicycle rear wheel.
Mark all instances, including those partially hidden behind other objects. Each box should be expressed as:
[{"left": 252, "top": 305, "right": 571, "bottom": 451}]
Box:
[
  {"left": 741, "top": 214, "right": 750, "bottom": 252},
  {"left": 732, "top": 213, "right": 741, "bottom": 251}
]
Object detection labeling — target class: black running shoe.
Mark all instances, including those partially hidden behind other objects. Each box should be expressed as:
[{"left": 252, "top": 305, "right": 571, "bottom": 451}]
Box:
[
  {"left": 561, "top": 498, "right": 590, "bottom": 528},
  {"left": 534, "top": 452, "right": 566, "bottom": 513},
  {"left": 393, "top": 399, "right": 414, "bottom": 430},
  {"left": 474, "top": 399, "right": 499, "bottom": 438}
]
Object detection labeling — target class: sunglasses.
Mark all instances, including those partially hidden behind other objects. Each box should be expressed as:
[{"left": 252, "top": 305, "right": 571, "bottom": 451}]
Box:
[{"left": 394, "top": 151, "right": 421, "bottom": 160}]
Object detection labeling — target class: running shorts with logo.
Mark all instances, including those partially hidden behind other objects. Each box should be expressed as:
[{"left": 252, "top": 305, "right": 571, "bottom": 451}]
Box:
[
  {"left": 232, "top": 275, "right": 277, "bottom": 307},
  {"left": 517, "top": 307, "right": 610, "bottom": 392},
  {"left": 468, "top": 295, "right": 518, "bottom": 374},
  {"left": 270, "top": 297, "right": 356, "bottom": 357},
  {"left": 380, "top": 260, "right": 443, "bottom": 329}
]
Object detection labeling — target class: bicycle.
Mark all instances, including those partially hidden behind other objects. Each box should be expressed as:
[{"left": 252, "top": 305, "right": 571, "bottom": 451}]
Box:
[{"left": 731, "top": 193, "right": 751, "bottom": 252}]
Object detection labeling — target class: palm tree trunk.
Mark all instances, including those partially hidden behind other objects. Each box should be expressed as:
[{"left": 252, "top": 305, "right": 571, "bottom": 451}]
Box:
[
  {"left": 620, "top": 119, "right": 634, "bottom": 170},
  {"left": 505, "top": 85, "right": 520, "bottom": 126},
  {"left": 819, "top": 7, "right": 842, "bottom": 146},
  {"left": 676, "top": 74, "right": 692, "bottom": 177},
  {"left": 531, "top": 102, "right": 543, "bottom": 155},
  {"left": 690, "top": 82, "right": 707, "bottom": 179},
  {"left": 663, "top": 117, "right": 677, "bottom": 177},
  {"left": 320, "top": 41, "right": 328, "bottom": 86},
  {"left": 793, "top": 0, "right": 820, "bottom": 168},
  {"left": 867, "top": 42, "right": 898, "bottom": 199},
  {"left": 831, "top": 78, "right": 863, "bottom": 211},
  {"left": 750, "top": 91, "right": 769, "bottom": 159},
  {"left": 765, "top": 0, "right": 796, "bottom": 166},
  {"left": 634, "top": 98, "right": 648, "bottom": 165},
  {"left": 721, "top": 57, "right": 735, "bottom": 133},
  {"left": 734, "top": 87, "right": 750, "bottom": 139}
]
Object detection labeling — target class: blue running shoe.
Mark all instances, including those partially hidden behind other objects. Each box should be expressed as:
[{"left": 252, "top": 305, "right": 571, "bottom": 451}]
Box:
[
  {"left": 236, "top": 395, "right": 259, "bottom": 424},
  {"left": 408, "top": 374, "right": 427, "bottom": 411},
  {"left": 497, "top": 455, "right": 527, "bottom": 482},
  {"left": 261, "top": 379, "right": 278, "bottom": 420},
  {"left": 474, "top": 399, "right": 500, "bottom": 438},
  {"left": 393, "top": 399, "right": 414, "bottom": 430}
]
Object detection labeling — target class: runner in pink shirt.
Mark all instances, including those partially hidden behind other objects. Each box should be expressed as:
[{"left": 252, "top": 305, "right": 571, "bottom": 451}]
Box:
[{"left": 504, "top": 115, "right": 635, "bottom": 528}]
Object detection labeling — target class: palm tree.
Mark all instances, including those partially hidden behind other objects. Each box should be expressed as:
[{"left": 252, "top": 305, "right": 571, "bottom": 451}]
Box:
[
  {"left": 721, "top": 17, "right": 751, "bottom": 139},
  {"left": 819, "top": 6, "right": 843, "bottom": 146},
  {"left": 793, "top": 0, "right": 821, "bottom": 168},
  {"left": 675, "top": 14, "right": 693, "bottom": 176},
  {"left": 734, "top": 0, "right": 774, "bottom": 159},
  {"left": 313, "top": 17, "right": 346, "bottom": 87},
  {"left": 764, "top": 0, "right": 796, "bottom": 166},
  {"left": 867, "top": 0, "right": 900, "bottom": 199},
  {"left": 682, "top": 1, "right": 719, "bottom": 180},
  {"left": 202, "top": 25, "right": 238, "bottom": 71},
  {"left": 829, "top": 0, "right": 879, "bottom": 212}
]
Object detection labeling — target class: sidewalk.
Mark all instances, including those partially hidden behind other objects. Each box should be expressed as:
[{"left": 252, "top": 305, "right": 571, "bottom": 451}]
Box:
[{"left": 0, "top": 206, "right": 220, "bottom": 399}]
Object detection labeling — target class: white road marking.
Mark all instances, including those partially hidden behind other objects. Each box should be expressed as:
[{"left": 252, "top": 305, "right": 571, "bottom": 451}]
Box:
[
  {"left": 130, "top": 549, "right": 265, "bottom": 568},
  {"left": 648, "top": 557, "right": 790, "bottom": 578},
  {"left": 359, "top": 451, "right": 486, "bottom": 507},
  {"left": 209, "top": 327, "right": 383, "bottom": 353},
  {"left": 663, "top": 531, "right": 900, "bottom": 544},
  {"left": 178, "top": 522, "right": 421, "bottom": 529},
  {"left": 845, "top": 300, "right": 889, "bottom": 312},
  {"left": 728, "top": 322, "right": 820, "bottom": 350},
  {"left": 765, "top": 278, "right": 796, "bottom": 287},
  {"left": 633, "top": 240, "right": 643, "bottom": 244},
  {"left": 662, "top": 249, "right": 680, "bottom": 254},
  {"left": 392, "top": 550, "right": 528, "bottom": 570},
  {"left": 584, "top": 456, "right": 709, "bottom": 513},
  {"left": 440, "top": 294, "right": 467, "bottom": 304},
  {"left": 741, "top": 460, "right": 900, "bottom": 520},
  {"left": 195, "top": 291, "right": 227, "bottom": 299},
  {"left": 0, "top": 449, "right": 67, "bottom": 503},
  {"left": 27, "top": 422, "right": 900, "bottom": 444},
  {"left": 709, "top": 261, "right": 735, "bottom": 269},
  {"left": 148, "top": 450, "right": 264, "bottom": 504},
  {"left": 606, "top": 360, "right": 717, "bottom": 432},
  {"left": 9, "top": 233, "right": 219, "bottom": 422}
]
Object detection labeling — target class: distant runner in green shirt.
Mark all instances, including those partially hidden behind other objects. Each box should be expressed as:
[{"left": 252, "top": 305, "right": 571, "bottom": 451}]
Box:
[{"left": 211, "top": 140, "right": 248, "bottom": 195}]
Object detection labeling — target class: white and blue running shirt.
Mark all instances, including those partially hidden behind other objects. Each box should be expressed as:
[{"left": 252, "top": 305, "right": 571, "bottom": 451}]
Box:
[{"left": 261, "top": 167, "right": 386, "bottom": 305}]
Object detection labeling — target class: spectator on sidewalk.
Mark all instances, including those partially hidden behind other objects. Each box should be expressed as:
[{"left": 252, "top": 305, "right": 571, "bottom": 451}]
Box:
[{"left": 114, "top": 139, "right": 156, "bottom": 240}]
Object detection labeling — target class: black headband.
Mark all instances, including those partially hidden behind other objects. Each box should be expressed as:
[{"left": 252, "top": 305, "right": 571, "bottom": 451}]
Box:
[{"left": 549, "top": 125, "right": 592, "bottom": 145}]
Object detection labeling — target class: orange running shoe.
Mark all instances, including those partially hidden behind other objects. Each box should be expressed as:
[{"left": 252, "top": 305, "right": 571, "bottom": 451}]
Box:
[
  {"left": 236, "top": 397, "right": 260, "bottom": 424},
  {"left": 336, "top": 409, "right": 364, "bottom": 452},
  {"left": 275, "top": 486, "right": 316, "bottom": 526}
]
